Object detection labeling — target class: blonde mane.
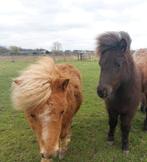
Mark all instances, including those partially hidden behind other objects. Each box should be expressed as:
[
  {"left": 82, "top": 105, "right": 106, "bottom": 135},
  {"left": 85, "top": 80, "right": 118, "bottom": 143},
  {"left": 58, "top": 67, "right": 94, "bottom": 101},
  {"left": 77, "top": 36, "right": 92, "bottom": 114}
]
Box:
[{"left": 11, "top": 57, "right": 55, "bottom": 111}]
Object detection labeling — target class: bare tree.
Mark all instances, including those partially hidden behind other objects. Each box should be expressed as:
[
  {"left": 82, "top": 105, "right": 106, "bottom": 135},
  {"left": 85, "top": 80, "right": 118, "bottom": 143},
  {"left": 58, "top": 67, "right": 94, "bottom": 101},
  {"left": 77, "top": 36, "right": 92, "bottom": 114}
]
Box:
[
  {"left": 52, "top": 42, "right": 62, "bottom": 54},
  {"left": 51, "top": 41, "right": 63, "bottom": 60}
]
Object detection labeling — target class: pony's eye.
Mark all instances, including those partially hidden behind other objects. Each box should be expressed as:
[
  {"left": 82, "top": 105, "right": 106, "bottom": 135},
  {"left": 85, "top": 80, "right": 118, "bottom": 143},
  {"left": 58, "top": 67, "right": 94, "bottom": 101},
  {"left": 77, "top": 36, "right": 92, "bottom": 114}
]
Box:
[{"left": 60, "top": 111, "right": 64, "bottom": 115}]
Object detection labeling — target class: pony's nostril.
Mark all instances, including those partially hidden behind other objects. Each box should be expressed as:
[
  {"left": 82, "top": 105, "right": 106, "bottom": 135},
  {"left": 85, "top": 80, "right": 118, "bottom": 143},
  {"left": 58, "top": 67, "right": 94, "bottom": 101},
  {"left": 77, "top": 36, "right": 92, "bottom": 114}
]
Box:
[
  {"left": 40, "top": 153, "right": 45, "bottom": 158},
  {"left": 97, "top": 87, "right": 108, "bottom": 98},
  {"left": 40, "top": 153, "right": 53, "bottom": 159},
  {"left": 97, "top": 88, "right": 103, "bottom": 98}
]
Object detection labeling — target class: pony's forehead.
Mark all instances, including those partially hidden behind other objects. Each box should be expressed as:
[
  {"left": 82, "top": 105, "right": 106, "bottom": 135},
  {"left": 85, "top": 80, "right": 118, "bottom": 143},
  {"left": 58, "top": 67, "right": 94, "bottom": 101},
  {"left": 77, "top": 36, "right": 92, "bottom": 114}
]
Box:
[
  {"left": 38, "top": 105, "right": 52, "bottom": 118},
  {"left": 100, "top": 51, "right": 124, "bottom": 60}
]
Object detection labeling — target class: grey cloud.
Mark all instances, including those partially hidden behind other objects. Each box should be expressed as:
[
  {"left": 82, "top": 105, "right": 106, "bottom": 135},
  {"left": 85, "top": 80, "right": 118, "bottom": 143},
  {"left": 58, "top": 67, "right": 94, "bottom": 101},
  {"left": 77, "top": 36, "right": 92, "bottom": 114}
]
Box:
[{"left": 0, "top": 0, "right": 147, "bottom": 49}]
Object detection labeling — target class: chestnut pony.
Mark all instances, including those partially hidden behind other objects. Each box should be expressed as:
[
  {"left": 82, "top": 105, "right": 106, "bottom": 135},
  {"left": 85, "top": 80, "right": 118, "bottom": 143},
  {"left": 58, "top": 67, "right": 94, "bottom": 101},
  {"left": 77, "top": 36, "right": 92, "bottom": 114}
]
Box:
[
  {"left": 134, "top": 49, "right": 147, "bottom": 129},
  {"left": 11, "top": 57, "right": 82, "bottom": 162},
  {"left": 96, "top": 31, "right": 141, "bottom": 153}
]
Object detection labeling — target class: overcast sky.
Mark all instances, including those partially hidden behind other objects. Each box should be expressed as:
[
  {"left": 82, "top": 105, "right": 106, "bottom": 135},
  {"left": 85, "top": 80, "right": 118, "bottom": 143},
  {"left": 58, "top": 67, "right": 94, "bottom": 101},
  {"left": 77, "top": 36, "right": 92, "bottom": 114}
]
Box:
[{"left": 0, "top": 0, "right": 147, "bottom": 50}]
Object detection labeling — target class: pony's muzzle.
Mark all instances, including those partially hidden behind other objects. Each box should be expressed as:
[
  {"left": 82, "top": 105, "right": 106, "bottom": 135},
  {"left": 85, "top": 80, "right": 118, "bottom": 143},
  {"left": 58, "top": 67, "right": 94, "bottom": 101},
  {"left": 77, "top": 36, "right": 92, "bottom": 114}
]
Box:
[
  {"left": 41, "top": 153, "right": 52, "bottom": 159},
  {"left": 97, "top": 85, "right": 113, "bottom": 99},
  {"left": 97, "top": 86, "right": 108, "bottom": 98},
  {"left": 40, "top": 149, "right": 59, "bottom": 160}
]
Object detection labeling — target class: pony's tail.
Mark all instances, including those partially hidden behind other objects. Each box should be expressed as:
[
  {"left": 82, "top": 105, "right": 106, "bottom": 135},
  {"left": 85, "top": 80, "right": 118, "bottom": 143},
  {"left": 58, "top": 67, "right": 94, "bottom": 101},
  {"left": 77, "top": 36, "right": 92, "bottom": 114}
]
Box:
[
  {"left": 11, "top": 57, "right": 55, "bottom": 111},
  {"left": 97, "top": 31, "right": 132, "bottom": 55}
]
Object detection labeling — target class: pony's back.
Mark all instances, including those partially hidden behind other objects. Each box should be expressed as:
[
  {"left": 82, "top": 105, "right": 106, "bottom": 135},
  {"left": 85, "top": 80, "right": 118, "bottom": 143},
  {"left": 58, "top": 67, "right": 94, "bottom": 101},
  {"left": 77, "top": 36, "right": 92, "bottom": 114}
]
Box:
[
  {"left": 134, "top": 50, "right": 147, "bottom": 106},
  {"left": 134, "top": 50, "right": 147, "bottom": 89},
  {"left": 134, "top": 50, "right": 147, "bottom": 67},
  {"left": 57, "top": 64, "right": 81, "bottom": 87}
]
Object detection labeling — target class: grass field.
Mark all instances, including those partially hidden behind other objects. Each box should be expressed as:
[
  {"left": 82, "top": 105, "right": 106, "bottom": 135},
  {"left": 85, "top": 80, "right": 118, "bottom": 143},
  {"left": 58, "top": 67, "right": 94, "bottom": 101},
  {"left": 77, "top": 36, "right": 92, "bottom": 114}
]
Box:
[{"left": 0, "top": 59, "right": 147, "bottom": 162}]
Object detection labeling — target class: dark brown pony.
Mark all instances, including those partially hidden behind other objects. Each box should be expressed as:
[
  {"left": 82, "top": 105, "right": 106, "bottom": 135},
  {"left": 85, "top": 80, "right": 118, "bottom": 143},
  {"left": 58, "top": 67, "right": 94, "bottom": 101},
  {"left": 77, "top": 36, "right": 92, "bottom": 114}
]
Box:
[
  {"left": 134, "top": 50, "right": 147, "bottom": 129},
  {"left": 96, "top": 31, "right": 141, "bottom": 153}
]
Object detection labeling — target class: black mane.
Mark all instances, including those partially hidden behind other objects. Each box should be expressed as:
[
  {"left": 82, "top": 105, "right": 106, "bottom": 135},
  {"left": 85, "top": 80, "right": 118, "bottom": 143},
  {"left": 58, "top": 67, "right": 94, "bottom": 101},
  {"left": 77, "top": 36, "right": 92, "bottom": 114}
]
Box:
[{"left": 97, "top": 31, "right": 132, "bottom": 55}]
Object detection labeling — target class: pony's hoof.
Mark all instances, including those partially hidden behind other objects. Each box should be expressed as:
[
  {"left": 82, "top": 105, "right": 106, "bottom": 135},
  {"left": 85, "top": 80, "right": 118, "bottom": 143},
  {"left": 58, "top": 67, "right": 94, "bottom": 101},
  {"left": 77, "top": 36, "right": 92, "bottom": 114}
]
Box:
[
  {"left": 107, "top": 140, "right": 114, "bottom": 145},
  {"left": 123, "top": 150, "right": 129, "bottom": 155}
]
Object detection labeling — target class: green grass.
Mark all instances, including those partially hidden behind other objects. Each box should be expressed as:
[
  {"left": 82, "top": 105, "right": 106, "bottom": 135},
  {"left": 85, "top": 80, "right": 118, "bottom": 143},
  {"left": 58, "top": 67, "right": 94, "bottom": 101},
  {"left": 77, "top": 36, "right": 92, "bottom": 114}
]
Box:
[{"left": 0, "top": 60, "right": 147, "bottom": 162}]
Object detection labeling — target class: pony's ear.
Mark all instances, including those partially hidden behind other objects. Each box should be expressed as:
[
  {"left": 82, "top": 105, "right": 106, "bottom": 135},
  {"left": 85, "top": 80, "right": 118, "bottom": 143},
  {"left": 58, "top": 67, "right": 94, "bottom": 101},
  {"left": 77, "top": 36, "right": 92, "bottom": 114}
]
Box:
[
  {"left": 119, "top": 39, "right": 127, "bottom": 53},
  {"left": 60, "top": 78, "right": 70, "bottom": 91},
  {"left": 53, "top": 78, "right": 70, "bottom": 91}
]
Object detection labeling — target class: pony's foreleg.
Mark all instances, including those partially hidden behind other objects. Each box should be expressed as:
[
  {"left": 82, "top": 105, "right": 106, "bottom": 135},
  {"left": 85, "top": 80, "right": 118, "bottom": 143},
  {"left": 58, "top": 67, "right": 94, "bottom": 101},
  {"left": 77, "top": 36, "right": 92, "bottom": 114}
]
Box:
[
  {"left": 107, "top": 110, "right": 118, "bottom": 145},
  {"left": 143, "top": 93, "right": 147, "bottom": 130},
  {"left": 120, "top": 114, "right": 132, "bottom": 154},
  {"left": 59, "top": 126, "right": 72, "bottom": 160},
  {"left": 59, "top": 133, "right": 71, "bottom": 160}
]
